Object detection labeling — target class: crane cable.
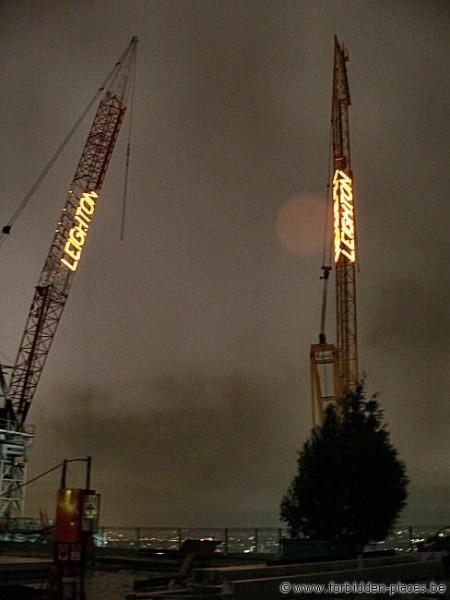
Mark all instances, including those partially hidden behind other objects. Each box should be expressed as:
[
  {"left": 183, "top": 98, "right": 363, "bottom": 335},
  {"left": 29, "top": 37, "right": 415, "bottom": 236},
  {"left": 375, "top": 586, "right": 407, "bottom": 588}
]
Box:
[
  {"left": 0, "top": 456, "right": 92, "bottom": 499},
  {"left": 322, "top": 124, "right": 334, "bottom": 270},
  {"left": 316, "top": 124, "right": 335, "bottom": 399},
  {"left": 120, "top": 44, "right": 138, "bottom": 241},
  {"left": 0, "top": 460, "right": 65, "bottom": 499},
  {"left": 0, "top": 48, "right": 130, "bottom": 249},
  {"left": 318, "top": 123, "right": 334, "bottom": 344}
]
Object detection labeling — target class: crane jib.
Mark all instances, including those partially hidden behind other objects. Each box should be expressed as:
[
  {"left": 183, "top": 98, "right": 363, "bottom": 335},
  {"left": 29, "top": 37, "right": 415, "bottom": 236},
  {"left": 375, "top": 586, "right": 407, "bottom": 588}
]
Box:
[
  {"left": 61, "top": 191, "right": 99, "bottom": 272},
  {"left": 0, "top": 37, "right": 138, "bottom": 524}
]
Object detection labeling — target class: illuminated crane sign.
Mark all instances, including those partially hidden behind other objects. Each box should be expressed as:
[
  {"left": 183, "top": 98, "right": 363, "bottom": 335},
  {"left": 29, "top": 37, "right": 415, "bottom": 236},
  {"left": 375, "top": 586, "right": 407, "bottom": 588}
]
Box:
[
  {"left": 0, "top": 37, "right": 138, "bottom": 521},
  {"left": 333, "top": 169, "right": 355, "bottom": 263},
  {"left": 61, "top": 191, "right": 99, "bottom": 272}
]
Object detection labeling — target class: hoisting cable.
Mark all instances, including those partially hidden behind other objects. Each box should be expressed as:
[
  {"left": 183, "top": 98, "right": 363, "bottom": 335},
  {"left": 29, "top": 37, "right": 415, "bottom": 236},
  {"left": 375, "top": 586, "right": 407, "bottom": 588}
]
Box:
[
  {"left": 120, "top": 44, "right": 138, "bottom": 241},
  {"left": 321, "top": 124, "right": 334, "bottom": 270},
  {"left": 0, "top": 46, "right": 131, "bottom": 249},
  {"left": 318, "top": 123, "right": 334, "bottom": 344},
  {"left": 0, "top": 456, "right": 91, "bottom": 498},
  {"left": 0, "top": 461, "right": 65, "bottom": 498}
]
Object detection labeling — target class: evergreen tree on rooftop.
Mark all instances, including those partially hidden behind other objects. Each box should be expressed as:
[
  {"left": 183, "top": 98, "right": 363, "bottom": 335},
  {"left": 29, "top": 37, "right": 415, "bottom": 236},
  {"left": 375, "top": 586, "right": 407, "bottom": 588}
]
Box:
[{"left": 280, "top": 382, "right": 408, "bottom": 553}]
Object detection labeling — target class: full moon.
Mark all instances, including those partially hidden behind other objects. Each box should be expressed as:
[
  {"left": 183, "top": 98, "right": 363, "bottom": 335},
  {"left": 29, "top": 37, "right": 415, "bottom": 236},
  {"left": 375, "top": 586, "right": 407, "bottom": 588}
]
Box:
[{"left": 276, "top": 193, "right": 327, "bottom": 257}]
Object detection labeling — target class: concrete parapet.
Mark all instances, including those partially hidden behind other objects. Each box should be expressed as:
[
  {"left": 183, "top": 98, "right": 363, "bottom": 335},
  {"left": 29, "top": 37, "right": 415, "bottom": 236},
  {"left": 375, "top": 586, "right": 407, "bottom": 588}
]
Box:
[
  {"left": 218, "top": 556, "right": 445, "bottom": 599},
  {"left": 194, "top": 554, "right": 445, "bottom": 600}
]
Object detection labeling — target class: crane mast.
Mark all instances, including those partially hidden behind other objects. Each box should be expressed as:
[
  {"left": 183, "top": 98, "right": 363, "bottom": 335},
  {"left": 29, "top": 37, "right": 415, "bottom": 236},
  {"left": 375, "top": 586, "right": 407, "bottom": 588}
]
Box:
[
  {"left": 0, "top": 37, "right": 138, "bottom": 518},
  {"left": 310, "top": 37, "right": 358, "bottom": 425}
]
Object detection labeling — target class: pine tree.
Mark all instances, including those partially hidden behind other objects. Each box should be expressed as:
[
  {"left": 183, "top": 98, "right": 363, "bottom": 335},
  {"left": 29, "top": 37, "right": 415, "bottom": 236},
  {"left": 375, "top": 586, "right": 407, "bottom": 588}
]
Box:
[{"left": 280, "top": 383, "right": 408, "bottom": 554}]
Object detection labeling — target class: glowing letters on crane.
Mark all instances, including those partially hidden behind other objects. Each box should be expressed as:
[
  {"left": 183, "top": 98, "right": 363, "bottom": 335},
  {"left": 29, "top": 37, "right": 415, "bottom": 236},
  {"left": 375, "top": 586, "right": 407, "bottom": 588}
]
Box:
[
  {"left": 61, "top": 191, "right": 98, "bottom": 272},
  {"left": 333, "top": 169, "right": 355, "bottom": 263}
]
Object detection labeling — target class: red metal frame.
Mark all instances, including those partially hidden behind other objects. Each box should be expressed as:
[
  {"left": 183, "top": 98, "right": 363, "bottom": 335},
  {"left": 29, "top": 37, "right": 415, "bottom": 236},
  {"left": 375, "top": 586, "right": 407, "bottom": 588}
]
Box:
[{"left": 8, "top": 38, "right": 138, "bottom": 425}]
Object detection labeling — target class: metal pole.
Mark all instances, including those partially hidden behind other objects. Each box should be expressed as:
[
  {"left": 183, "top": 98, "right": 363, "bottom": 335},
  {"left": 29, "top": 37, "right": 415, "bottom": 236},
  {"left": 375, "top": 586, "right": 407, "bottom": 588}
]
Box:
[
  {"left": 80, "top": 456, "right": 92, "bottom": 600},
  {"left": 60, "top": 459, "right": 67, "bottom": 489},
  {"left": 86, "top": 455, "right": 92, "bottom": 490},
  {"left": 224, "top": 528, "right": 229, "bottom": 556}
]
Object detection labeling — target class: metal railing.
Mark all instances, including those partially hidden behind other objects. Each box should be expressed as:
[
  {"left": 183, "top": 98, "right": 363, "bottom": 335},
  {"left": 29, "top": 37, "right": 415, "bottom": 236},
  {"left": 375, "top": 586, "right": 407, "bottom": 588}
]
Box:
[
  {"left": 94, "top": 524, "right": 446, "bottom": 555},
  {"left": 95, "top": 526, "right": 288, "bottom": 554},
  {"left": 0, "top": 522, "right": 444, "bottom": 555}
]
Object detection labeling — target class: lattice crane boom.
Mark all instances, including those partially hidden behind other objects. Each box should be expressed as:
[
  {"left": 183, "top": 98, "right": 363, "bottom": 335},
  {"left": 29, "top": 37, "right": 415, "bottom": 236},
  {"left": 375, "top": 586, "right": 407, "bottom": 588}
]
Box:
[
  {"left": 332, "top": 36, "right": 358, "bottom": 396},
  {"left": 6, "top": 37, "right": 138, "bottom": 425},
  {"left": 310, "top": 36, "right": 358, "bottom": 425}
]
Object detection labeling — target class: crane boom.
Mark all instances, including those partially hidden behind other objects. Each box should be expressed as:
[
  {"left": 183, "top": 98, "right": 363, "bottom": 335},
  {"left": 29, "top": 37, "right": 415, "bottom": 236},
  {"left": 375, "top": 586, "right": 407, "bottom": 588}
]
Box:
[
  {"left": 332, "top": 36, "right": 358, "bottom": 395},
  {"left": 6, "top": 37, "right": 138, "bottom": 425},
  {"left": 310, "top": 36, "right": 358, "bottom": 425}
]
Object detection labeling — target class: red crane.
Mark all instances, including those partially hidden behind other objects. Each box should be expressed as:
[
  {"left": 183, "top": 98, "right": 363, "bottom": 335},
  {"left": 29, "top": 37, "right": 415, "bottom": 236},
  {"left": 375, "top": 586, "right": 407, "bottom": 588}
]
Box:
[
  {"left": 0, "top": 37, "right": 138, "bottom": 518},
  {"left": 6, "top": 37, "right": 138, "bottom": 425}
]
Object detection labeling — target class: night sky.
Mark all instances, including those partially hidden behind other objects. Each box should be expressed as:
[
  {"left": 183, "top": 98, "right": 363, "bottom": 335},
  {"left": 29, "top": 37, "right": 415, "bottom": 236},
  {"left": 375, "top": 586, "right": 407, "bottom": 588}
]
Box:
[{"left": 0, "top": 1, "right": 449, "bottom": 528}]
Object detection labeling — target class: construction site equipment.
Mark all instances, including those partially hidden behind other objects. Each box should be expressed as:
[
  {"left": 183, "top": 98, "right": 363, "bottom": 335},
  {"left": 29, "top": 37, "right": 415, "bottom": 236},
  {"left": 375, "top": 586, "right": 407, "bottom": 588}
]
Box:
[
  {"left": 310, "top": 37, "right": 358, "bottom": 426},
  {"left": 0, "top": 37, "right": 138, "bottom": 519}
]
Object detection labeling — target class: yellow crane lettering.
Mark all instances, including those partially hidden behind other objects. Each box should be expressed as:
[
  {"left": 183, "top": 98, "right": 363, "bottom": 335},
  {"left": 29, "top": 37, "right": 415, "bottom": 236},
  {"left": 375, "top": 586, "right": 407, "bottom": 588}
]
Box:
[
  {"left": 333, "top": 170, "right": 355, "bottom": 263},
  {"left": 61, "top": 191, "right": 98, "bottom": 272}
]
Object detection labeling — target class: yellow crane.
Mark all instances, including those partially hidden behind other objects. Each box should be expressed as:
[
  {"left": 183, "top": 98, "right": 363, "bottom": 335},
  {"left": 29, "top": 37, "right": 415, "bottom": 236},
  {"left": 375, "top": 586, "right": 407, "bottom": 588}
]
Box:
[{"left": 310, "top": 37, "right": 358, "bottom": 426}]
